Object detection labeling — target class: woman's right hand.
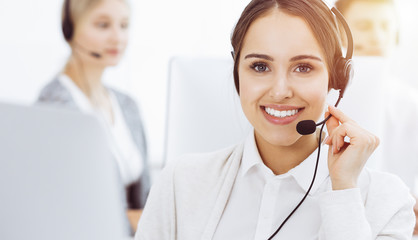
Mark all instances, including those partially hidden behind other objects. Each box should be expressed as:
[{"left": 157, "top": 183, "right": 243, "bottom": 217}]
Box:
[{"left": 324, "top": 105, "right": 380, "bottom": 190}]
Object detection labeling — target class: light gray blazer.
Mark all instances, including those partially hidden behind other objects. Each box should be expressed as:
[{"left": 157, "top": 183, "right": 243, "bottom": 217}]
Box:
[{"left": 37, "top": 78, "right": 150, "bottom": 209}]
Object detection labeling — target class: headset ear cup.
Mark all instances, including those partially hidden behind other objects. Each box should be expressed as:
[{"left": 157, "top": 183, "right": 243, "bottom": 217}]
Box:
[
  {"left": 62, "top": 0, "right": 73, "bottom": 41},
  {"left": 332, "top": 57, "right": 352, "bottom": 95},
  {"left": 340, "top": 58, "right": 352, "bottom": 94},
  {"left": 62, "top": 20, "right": 73, "bottom": 41}
]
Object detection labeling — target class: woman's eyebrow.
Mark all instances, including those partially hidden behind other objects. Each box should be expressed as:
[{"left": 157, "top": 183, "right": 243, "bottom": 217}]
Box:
[
  {"left": 93, "top": 14, "right": 111, "bottom": 20},
  {"left": 290, "top": 55, "right": 322, "bottom": 62},
  {"left": 244, "top": 54, "right": 322, "bottom": 62},
  {"left": 244, "top": 53, "right": 274, "bottom": 61}
]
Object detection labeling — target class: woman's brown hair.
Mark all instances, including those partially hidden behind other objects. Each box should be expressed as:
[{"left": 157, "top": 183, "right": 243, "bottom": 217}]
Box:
[{"left": 231, "top": 0, "right": 344, "bottom": 94}]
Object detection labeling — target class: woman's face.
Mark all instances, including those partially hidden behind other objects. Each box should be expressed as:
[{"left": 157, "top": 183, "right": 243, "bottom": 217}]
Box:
[
  {"left": 238, "top": 9, "right": 329, "bottom": 148},
  {"left": 72, "top": 0, "right": 130, "bottom": 66}
]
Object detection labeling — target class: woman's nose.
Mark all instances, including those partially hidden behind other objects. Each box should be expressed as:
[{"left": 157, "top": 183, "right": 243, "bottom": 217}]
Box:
[
  {"left": 269, "top": 73, "right": 293, "bottom": 101},
  {"left": 109, "top": 25, "right": 126, "bottom": 44}
]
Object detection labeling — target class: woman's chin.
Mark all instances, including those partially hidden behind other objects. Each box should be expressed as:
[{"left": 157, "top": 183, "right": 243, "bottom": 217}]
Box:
[
  {"left": 256, "top": 131, "right": 302, "bottom": 148},
  {"left": 107, "top": 60, "right": 121, "bottom": 67}
]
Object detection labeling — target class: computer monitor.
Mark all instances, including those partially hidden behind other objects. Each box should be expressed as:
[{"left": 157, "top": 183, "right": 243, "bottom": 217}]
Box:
[
  {"left": 0, "top": 102, "right": 131, "bottom": 240},
  {"left": 164, "top": 56, "right": 251, "bottom": 164}
]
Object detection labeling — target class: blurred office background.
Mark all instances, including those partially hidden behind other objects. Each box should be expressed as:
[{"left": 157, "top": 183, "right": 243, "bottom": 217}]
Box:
[{"left": 0, "top": 0, "right": 417, "bottom": 173}]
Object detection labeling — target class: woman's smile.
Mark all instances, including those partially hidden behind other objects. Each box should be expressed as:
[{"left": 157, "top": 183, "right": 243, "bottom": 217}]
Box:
[
  {"left": 261, "top": 105, "right": 304, "bottom": 125},
  {"left": 238, "top": 9, "right": 329, "bottom": 147}
]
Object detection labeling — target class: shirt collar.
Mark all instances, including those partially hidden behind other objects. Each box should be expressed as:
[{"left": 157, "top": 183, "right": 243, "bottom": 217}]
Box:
[
  {"left": 58, "top": 74, "right": 117, "bottom": 124},
  {"left": 241, "top": 129, "right": 330, "bottom": 195},
  {"left": 58, "top": 74, "right": 93, "bottom": 113},
  {"left": 287, "top": 143, "right": 330, "bottom": 195},
  {"left": 241, "top": 129, "right": 265, "bottom": 177}
]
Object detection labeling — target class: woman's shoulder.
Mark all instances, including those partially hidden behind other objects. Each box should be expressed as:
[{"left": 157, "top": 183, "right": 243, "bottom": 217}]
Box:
[
  {"left": 36, "top": 78, "right": 75, "bottom": 107},
  {"left": 359, "top": 168, "right": 415, "bottom": 236},
  {"left": 38, "top": 79, "right": 64, "bottom": 97},
  {"left": 360, "top": 168, "right": 414, "bottom": 206},
  {"left": 362, "top": 168, "right": 410, "bottom": 192}
]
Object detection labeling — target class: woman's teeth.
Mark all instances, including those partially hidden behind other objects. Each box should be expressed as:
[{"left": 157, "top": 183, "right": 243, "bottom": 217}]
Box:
[{"left": 265, "top": 107, "right": 299, "bottom": 118}]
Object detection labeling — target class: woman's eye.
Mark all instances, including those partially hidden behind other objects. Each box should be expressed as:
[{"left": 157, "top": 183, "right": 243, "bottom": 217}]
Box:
[
  {"left": 295, "top": 64, "right": 312, "bottom": 73},
  {"left": 121, "top": 22, "right": 129, "bottom": 29},
  {"left": 96, "top": 22, "right": 110, "bottom": 28},
  {"left": 251, "top": 63, "right": 270, "bottom": 73}
]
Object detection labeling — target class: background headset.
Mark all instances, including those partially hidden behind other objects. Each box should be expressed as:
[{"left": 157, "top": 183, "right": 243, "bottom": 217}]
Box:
[
  {"left": 62, "top": 0, "right": 102, "bottom": 58},
  {"left": 62, "top": 0, "right": 74, "bottom": 42}
]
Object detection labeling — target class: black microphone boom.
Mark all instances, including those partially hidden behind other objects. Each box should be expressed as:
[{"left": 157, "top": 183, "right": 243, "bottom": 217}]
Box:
[
  {"left": 74, "top": 42, "right": 102, "bottom": 58},
  {"left": 296, "top": 114, "right": 334, "bottom": 135},
  {"left": 296, "top": 92, "right": 343, "bottom": 135},
  {"left": 90, "top": 52, "right": 102, "bottom": 58}
]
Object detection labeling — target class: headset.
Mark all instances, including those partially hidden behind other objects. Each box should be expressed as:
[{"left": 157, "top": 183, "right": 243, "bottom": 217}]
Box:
[{"left": 62, "top": 0, "right": 102, "bottom": 58}]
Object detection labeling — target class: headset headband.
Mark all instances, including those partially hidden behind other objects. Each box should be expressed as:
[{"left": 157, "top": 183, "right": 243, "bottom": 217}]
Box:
[{"left": 330, "top": 7, "right": 353, "bottom": 60}]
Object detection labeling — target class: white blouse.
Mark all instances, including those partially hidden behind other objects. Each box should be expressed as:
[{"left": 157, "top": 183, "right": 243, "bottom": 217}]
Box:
[
  {"left": 58, "top": 74, "right": 143, "bottom": 186},
  {"left": 213, "top": 132, "right": 330, "bottom": 239},
  {"left": 136, "top": 129, "right": 415, "bottom": 240}
]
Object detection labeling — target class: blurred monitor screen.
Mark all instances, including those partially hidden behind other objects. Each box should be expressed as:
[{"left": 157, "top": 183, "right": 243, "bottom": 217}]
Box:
[{"left": 0, "top": 102, "right": 131, "bottom": 240}]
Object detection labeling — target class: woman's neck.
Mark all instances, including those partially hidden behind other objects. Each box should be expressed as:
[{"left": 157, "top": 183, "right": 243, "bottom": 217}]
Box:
[
  {"left": 63, "top": 54, "right": 114, "bottom": 124},
  {"left": 255, "top": 131, "right": 320, "bottom": 175},
  {"left": 63, "top": 55, "right": 105, "bottom": 98}
]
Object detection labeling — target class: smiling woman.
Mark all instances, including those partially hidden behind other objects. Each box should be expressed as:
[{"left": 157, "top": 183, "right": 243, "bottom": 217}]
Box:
[
  {"left": 135, "top": 0, "right": 415, "bottom": 239},
  {"left": 36, "top": 0, "right": 150, "bottom": 233},
  {"left": 237, "top": 10, "right": 330, "bottom": 155}
]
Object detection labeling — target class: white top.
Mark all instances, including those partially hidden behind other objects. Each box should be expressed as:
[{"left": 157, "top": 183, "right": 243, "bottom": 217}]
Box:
[
  {"left": 136, "top": 130, "right": 415, "bottom": 240},
  {"left": 59, "top": 74, "right": 143, "bottom": 186},
  {"left": 213, "top": 132, "right": 330, "bottom": 239}
]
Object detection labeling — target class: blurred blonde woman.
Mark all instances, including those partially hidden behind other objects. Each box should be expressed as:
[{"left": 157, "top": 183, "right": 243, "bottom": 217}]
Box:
[{"left": 37, "top": 0, "right": 150, "bottom": 232}]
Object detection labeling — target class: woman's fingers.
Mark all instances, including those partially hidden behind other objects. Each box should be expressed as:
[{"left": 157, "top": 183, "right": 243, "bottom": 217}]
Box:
[
  {"left": 330, "top": 123, "right": 348, "bottom": 154},
  {"left": 327, "top": 117, "right": 380, "bottom": 154},
  {"left": 325, "top": 105, "right": 357, "bottom": 151},
  {"left": 325, "top": 110, "right": 338, "bottom": 144},
  {"left": 323, "top": 106, "right": 380, "bottom": 190},
  {"left": 328, "top": 105, "right": 354, "bottom": 124}
]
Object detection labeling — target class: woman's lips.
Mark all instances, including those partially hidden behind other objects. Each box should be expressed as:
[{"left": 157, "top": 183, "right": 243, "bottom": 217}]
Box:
[
  {"left": 261, "top": 105, "right": 304, "bottom": 125},
  {"left": 106, "top": 49, "right": 120, "bottom": 55}
]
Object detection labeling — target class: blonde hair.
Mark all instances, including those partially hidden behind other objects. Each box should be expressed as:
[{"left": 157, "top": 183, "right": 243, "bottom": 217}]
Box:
[{"left": 61, "top": 0, "right": 129, "bottom": 41}]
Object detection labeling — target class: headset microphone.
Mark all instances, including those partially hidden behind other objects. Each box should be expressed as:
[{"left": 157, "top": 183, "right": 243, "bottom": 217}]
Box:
[
  {"left": 90, "top": 52, "right": 102, "bottom": 59},
  {"left": 73, "top": 42, "right": 102, "bottom": 59},
  {"left": 296, "top": 92, "right": 343, "bottom": 135}
]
